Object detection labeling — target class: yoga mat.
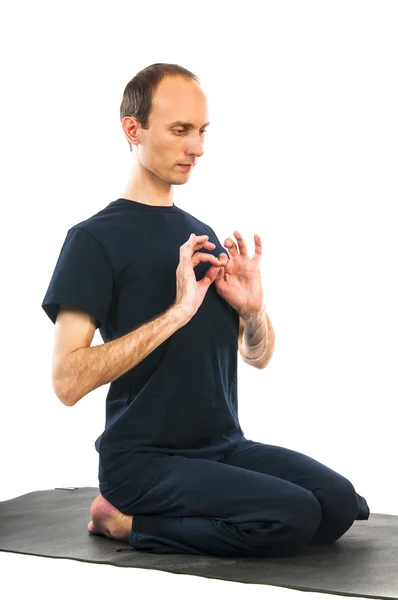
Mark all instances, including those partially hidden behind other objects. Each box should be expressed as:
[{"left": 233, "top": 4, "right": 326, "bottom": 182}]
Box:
[{"left": 0, "top": 487, "right": 396, "bottom": 599}]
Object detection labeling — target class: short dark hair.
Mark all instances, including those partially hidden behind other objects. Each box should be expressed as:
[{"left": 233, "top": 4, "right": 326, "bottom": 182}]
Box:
[{"left": 120, "top": 63, "right": 200, "bottom": 152}]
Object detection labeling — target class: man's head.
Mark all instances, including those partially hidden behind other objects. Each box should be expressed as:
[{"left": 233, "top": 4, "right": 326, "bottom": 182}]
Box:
[{"left": 120, "top": 63, "right": 209, "bottom": 186}]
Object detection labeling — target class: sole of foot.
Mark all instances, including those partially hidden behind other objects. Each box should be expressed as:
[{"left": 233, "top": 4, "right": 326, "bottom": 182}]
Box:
[{"left": 87, "top": 494, "right": 133, "bottom": 542}]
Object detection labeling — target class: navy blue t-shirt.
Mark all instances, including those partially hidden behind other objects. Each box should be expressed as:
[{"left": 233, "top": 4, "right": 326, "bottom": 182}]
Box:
[{"left": 42, "top": 198, "right": 244, "bottom": 484}]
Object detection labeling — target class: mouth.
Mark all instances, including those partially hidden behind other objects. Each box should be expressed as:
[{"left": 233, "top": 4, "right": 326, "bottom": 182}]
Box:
[{"left": 178, "top": 164, "right": 193, "bottom": 171}]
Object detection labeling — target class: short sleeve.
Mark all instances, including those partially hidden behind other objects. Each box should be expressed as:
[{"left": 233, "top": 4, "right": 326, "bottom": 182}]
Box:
[{"left": 41, "top": 227, "right": 114, "bottom": 329}]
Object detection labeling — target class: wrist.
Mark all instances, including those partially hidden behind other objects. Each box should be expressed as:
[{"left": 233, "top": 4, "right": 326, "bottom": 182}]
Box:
[
  {"left": 240, "top": 304, "right": 267, "bottom": 322},
  {"left": 169, "top": 303, "right": 192, "bottom": 327}
]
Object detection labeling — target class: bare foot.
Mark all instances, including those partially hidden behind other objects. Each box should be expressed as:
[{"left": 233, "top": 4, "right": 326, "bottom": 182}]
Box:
[{"left": 87, "top": 494, "right": 133, "bottom": 542}]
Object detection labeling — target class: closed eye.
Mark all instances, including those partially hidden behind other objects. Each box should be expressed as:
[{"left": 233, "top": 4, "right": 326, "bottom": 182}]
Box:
[{"left": 174, "top": 129, "right": 207, "bottom": 135}]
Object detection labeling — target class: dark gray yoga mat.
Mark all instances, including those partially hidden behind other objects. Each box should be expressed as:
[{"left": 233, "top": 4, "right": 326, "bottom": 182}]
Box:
[{"left": 0, "top": 487, "right": 396, "bottom": 599}]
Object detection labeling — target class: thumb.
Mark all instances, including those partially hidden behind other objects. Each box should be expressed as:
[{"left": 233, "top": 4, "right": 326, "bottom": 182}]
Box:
[
  {"left": 219, "top": 253, "right": 229, "bottom": 265},
  {"left": 215, "top": 266, "right": 225, "bottom": 281}
]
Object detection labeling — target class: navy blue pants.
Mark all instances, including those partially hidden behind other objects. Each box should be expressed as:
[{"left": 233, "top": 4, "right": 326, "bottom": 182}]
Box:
[{"left": 103, "top": 437, "right": 370, "bottom": 557}]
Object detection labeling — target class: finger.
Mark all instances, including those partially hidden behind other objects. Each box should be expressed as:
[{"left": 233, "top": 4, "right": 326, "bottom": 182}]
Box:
[
  {"left": 195, "top": 240, "right": 218, "bottom": 253},
  {"left": 190, "top": 235, "right": 217, "bottom": 251},
  {"left": 201, "top": 264, "right": 222, "bottom": 285},
  {"left": 186, "top": 234, "right": 209, "bottom": 247},
  {"left": 192, "top": 252, "right": 222, "bottom": 268},
  {"left": 233, "top": 231, "right": 248, "bottom": 256},
  {"left": 182, "top": 234, "right": 198, "bottom": 253},
  {"left": 215, "top": 266, "right": 225, "bottom": 281},
  {"left": 224, "top": 237, "right": 238, "bottom": 257},
  {"left": 218, "top": 253, "right": 229, "bottom": 266},
  {"left": 253, "top": 234, "right": 262, "bottom": 259},
  {"left": 182, "top": 235, "right": 213, "bottom": 258}
]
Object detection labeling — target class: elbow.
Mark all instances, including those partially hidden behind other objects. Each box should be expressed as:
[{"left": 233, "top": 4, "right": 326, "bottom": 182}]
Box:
[
  {"left": 258, "top": 351, "right": 275, "bottom": 370},
  {"left": 57, "top": 389, "right": 78, "bottom": 407},
  {"left": 61, "top": 394, "right": 78, "bottom": 407},
  {"left": 240, "top": 351, "right": 272, "bottom": 370},
  {"left": 251, "top": 359, "right": 267, "bottom": 370},
  {"left": 239, "top": 346, "right": 265, "bottom": 369},
  {"left": 52, "top": 379, "right": 78, "bottom": 407},
  {"left": 52, "top": 359, "right": 81, "bottom": 406}
]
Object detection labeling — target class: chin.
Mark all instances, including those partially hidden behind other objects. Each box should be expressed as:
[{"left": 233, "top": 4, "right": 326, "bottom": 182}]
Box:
[{"left": 168, "top": 171, "right": 191, "bottom": 185}]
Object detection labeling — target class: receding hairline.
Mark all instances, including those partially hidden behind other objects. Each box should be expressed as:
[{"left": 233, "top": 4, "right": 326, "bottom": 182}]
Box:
[{"left": 153, "top": 75, "right": 209, "bottom": 130}]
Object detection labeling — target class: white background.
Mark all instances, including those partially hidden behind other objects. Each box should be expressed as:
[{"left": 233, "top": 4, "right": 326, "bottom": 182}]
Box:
[{"left": 0, "top": 1, "right": 397, "bottom": 599}]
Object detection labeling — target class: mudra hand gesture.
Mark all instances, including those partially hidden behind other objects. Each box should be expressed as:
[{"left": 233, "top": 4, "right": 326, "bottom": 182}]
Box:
[{"left": 215, "top": 231, "right": 264, "bottom": 318}]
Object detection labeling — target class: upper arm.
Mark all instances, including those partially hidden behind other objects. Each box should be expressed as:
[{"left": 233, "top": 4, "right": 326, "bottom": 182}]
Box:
[
  {"left": 52, "top": 304, "right": 96, "bottom": 399},
  {"left": 41, "top": 227, "right": 114, "bottom": 329}
]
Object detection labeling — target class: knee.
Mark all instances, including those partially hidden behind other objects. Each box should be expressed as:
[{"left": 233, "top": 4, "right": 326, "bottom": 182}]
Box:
[
  {"left": 311, "top": 476, "right": 360, "bottom": 544},
  {"left": 238, "top": 493, "right": 322, "bottom": 558},
  {"left": 326, "top": 476, "right": 359, "bottom": 523},
  {"left": 265, "top": 490, "right": 323, "bottom": 557},
  {"left": 287, "top": 491, "right": 323, "bottom": 547}
]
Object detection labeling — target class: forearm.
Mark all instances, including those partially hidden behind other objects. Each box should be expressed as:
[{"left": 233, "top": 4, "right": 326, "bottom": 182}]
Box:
[
  {"left": 240, "top": 305, "right": 275, "bottom": 369},
  {"left": 58, "top": 304, "right": 188, "bottom": 406}
]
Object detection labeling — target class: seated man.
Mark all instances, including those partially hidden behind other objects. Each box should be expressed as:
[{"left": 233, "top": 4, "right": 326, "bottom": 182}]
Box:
[{"left": 42, "top": 63, "right": 370, "bottom": 557}]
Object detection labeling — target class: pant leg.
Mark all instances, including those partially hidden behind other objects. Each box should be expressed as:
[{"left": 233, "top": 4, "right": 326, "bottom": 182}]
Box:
[
  {"left": 222, "top": 438, "right": 370, "bottom": 545},
  {"left": 102, "top": 451, "right": 322, "bottom": 557}
]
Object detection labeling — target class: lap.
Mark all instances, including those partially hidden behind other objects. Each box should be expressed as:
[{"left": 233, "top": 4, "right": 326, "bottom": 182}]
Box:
[
  {"left": 102, "top": 447, "right": 318, "bottom": 519},
  {"left": 223, "top": 437, "right": 352, "bottom": 492}
]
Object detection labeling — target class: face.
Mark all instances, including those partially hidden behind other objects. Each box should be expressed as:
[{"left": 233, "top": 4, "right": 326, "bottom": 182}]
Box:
[{"left": 128, "top": 76, "right": 209, "bottom": 185}]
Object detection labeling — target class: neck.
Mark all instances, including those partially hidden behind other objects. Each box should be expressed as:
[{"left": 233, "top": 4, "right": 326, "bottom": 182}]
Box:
[{"left": 122, "top": 155, "right": 174, "bottom": 208}]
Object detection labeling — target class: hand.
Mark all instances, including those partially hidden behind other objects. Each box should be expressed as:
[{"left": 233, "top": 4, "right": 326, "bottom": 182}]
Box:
[
  {"left": 174, "top": 234, "right": 223, "bottom": 323},
  {"left": 215, "top": 231, "right": 264, "bottom": 318}
]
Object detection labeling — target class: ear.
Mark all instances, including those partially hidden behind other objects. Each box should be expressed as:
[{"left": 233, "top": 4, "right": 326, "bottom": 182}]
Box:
[{"left": 122, "top": 116, "right": 141, "bottom": 147}]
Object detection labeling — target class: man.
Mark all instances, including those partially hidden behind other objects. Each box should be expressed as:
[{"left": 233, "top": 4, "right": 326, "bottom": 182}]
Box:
[{"left": 42, "top": 63, "right": 369, "bottom": 557}]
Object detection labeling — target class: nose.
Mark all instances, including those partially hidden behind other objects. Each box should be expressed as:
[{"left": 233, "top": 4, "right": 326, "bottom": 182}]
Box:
[{"left": 186, "top": 133, "right": 205, "bottom": 159}]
